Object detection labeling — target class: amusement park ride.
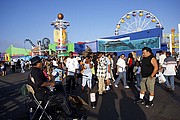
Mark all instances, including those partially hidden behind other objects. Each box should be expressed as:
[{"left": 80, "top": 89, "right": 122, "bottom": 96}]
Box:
[
  {"left": 114, "top": 10, "right": 180, "bottom": 56},
  {"left": 24, "top": 13, "right": 70, "bottom": 58},
  {"left": 24, "top": 37, "right": 50, "bottom": 56},
  {"left": 115, "top": 10, "right": 163, "bottom": 35}
]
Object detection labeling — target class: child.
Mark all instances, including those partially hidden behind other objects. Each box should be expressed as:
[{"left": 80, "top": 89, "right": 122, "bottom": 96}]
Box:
[
  {"left": 52, "top": 61, "right": 66, "bottom": 94},
  {"left": 133, "top": 61, "right": 142, "bottom": 88}
]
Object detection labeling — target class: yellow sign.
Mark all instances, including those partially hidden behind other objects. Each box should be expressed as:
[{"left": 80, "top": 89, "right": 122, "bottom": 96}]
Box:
[
  {"left": 54, "top": 29, "right": 67, "bottom": 44},
  {"left": 172, "top": 45, "right": 179, "bottom": 48},
  {"left": 4, "top": 54, "right": 10, "bottom": 62},
  {"left": 54, "top": 29, "right": 60, "bottom": 43},
  {"left": 62, "top": 29, "right": 67, "bottom": 44}
]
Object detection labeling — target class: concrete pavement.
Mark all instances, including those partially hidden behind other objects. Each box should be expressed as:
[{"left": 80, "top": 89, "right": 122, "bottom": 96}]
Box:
[{"left": 0, "top": 69, "right": 180, "bottom": 120}]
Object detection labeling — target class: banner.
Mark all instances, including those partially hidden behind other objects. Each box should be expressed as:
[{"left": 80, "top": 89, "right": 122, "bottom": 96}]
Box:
[
  {"left": 98, "top": 37, "right": 160, "bottom": 52},
  {"left": 54, "top": 29, "right": 60, "bottom": 43},
  {"left": 62, "top": 29, "right": 67, "bottom": 44},
  {"left": 54, "top": 29, "right": 67, "bottom": 44},
  {"left": 4, "top": 54, "right": 10, "bottom": 62}
]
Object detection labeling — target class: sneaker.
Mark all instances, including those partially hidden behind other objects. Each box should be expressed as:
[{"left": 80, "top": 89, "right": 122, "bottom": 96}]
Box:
[
  {"left": 134, "top": 99, "right": 145, "bottom": 105},
  {"left": 115, "top": 84, "right": 118, "bottom": 88},
  {"left": 106, "top": 86, "right": 110, "bottom": 91},
  {"left": 146, "top": 101, "right": 153, "bottom": 108},
  {"left": 124, "top": 86, "right": 129, "bottom": 89}
]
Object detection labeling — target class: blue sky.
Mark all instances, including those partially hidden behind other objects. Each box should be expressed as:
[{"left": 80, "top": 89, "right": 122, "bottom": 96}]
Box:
[{"left": 0, "top": 0, "right": 180, "bottom": 52}]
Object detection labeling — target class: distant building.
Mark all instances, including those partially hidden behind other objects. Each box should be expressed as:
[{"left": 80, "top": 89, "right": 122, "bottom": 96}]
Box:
[{"left": 5, "top": 45, "right": 31, "bottom": 60}]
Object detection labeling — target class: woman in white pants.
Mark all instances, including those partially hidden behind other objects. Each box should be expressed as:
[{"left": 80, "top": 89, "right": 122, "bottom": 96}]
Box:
[{"left": 81, "top": 56, "right": 93, "bottom": 92}]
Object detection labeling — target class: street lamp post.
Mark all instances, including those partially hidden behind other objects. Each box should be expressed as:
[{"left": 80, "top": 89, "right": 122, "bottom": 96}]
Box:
[
  {"left": 51, "top": 13, "right": 70, "bottom": 61},
  {"left": 169, "top": 34, "right": 172, "bottom": 54}
]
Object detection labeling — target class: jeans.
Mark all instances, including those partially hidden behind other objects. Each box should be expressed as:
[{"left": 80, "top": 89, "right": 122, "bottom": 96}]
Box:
[
  {"left": 66, "top": 75, "right": 75, "bottom": 93},
  {"left": 127, "top": 66, "right": 134, "bottom": 82},
  {"left": 135, "top": 74, "right": 142, "bottom": 87},
  {"left": 114, "top": 71, "right": 127, "bottom": 87},
  {"left": 164, "top": 75, "right": 175, "bottom": 90}
]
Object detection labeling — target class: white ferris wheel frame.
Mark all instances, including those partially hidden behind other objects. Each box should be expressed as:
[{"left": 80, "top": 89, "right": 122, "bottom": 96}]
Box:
[{"left": 115, "top": 10, "right": 163, "bottom": 35}]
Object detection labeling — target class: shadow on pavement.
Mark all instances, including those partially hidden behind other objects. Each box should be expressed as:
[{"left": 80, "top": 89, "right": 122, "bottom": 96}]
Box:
[
  {"left": 120, "top": 89, "right": 146, "bottom": 120},
  {"left": 98, "top": 89, "right": 119, "bottom": 120},
  {"left": 0, "top": 78, "right": 28, "bottom": 120}
]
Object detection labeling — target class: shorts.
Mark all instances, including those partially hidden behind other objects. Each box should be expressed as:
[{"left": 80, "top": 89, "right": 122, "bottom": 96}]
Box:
[{"left": 140, "top": 77, "right": 156, "bottom": 93}]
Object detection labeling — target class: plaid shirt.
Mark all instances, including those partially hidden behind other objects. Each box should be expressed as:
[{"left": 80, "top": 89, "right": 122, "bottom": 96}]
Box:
[{"left": 96, "top": 56, "right": 108, "bottom": 78}]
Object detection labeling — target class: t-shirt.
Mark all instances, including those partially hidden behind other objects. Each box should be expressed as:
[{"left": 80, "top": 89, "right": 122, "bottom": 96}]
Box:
[
  {"left": 116, "top": 58, "right": 126, "bottom": 72},
  {"left": 66, "top": 57, "right": 79, "bottom": 76},
  {"left": 82, "top": 63, "right": 92, "bottom": 78},
  {"left": 163, "top": 56, "right": 177, "bottom": 76},
  {"left": 52, "top": 68, "right": 64, "bottom": 82},
  {"left": 52, "top": 60, "right": 58, "bottom": 67},
  {"left": 159, "top": 54, "right": 166, "bottom": 66}
]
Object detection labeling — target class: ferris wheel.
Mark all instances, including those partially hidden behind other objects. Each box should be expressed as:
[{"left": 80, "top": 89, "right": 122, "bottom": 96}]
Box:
[{"left": 115, "top": 10, "right": 163, "bottom": 35}]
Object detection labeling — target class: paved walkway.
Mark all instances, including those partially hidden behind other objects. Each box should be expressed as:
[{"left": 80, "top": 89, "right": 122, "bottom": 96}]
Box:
[{"left": 0, "top": 70, "right": 180, "bottom": 120}]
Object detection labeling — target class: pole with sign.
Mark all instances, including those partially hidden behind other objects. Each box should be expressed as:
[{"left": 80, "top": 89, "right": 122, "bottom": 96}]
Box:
[{"left": 51, "top": 13, "right": 70, "bottom": 61}]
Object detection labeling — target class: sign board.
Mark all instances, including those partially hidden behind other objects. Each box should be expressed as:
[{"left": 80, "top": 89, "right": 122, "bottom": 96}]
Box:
[
  {"left": 56, "top": 46, "right": 67, "bottom": 51},
  {"left": 58, "top": 53, "right": 69, "bottom": 57}
]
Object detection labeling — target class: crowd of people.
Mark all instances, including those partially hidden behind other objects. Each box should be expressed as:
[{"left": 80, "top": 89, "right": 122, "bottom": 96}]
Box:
[
  {"left": 25, "top": 47, "right": 179, "bottom": 112},
  {"left": 0, "top": 58, "right": 31, "bottom": 76},
  {"left": 1, "top": 47, "right": 180, "bottom": 116},
  {"left": 28, "top": 51, "right": 143, "bottom": 97}
]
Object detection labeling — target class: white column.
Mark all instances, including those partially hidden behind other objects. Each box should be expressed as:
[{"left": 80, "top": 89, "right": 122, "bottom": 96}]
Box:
[
  {"left": 169, "top": 34, "right": 172, "bottom": 54},
  {"left": 59, "top": 20, "right": 63, "bottom": 62}
]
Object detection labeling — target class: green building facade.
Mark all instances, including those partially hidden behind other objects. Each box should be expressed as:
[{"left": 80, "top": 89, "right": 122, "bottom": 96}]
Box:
[{"left": 6, "top": 45, "right": 31, "bottom": 57}]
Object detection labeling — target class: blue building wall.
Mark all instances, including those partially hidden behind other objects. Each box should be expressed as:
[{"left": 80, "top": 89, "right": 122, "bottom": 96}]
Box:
[
  {"left": 101, "top": 28, "right": 163, "bottom": 41},
  {"left": 74, "top": 28, "right": 166, "bottom": 56},
  {"left": 99, "top": 28, "right": 165, "bottom": 56}
]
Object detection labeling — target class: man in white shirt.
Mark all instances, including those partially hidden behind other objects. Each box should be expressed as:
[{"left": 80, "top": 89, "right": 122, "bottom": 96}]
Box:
[
  {"left": 96, "top": 52, "right": 110, "bottom": 95},
  {"left": 159, "top": 51, "right": 166, "bottom": 67},
  {"left": 114, "top": 54, "right": 129, "bottom": 88},
  {"left": 10, "top": 60, "right": 15, "bottom": 72},
  {"left": 162, "top": 51, "right": 177, "bottom": 91},
  {"left": 66, "top": 51, "right": 79, "bottom": 93}
]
